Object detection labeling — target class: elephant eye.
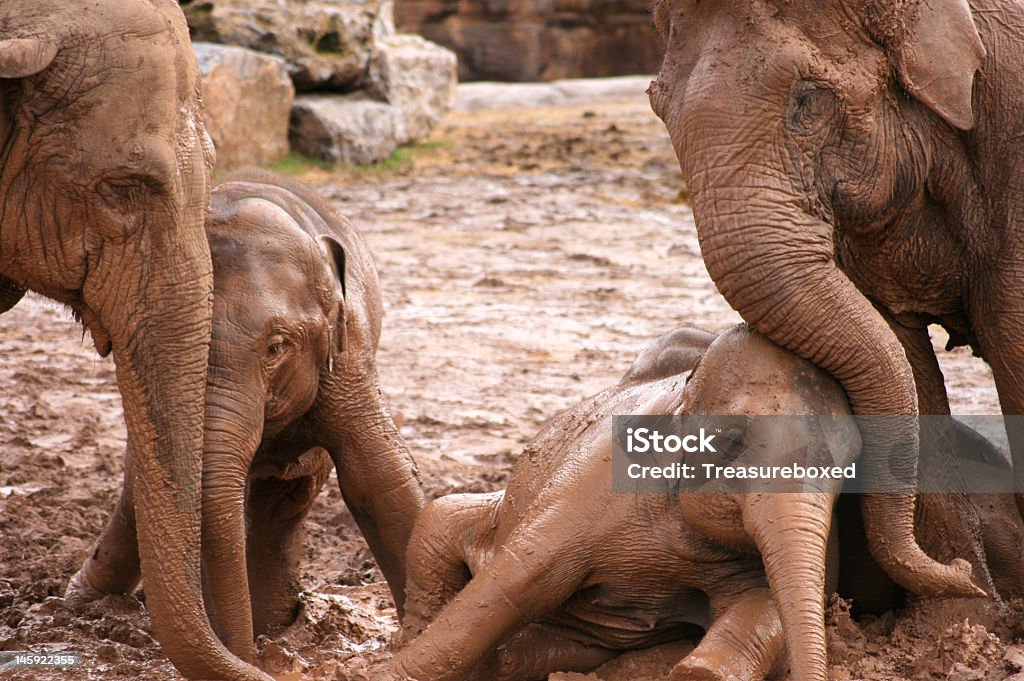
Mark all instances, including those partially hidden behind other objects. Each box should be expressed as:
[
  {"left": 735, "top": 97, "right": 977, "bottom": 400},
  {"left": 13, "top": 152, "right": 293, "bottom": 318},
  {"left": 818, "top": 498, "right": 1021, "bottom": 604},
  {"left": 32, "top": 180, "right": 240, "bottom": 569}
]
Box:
[
  {"left": 97, "top": 178, "right": 143, "bottom": 210},
  {"left": 266, "top": 335, "right": 289, "bottom": 359},
  {"left": 787, "top": 81, "right": 840, "bottom": 135}
]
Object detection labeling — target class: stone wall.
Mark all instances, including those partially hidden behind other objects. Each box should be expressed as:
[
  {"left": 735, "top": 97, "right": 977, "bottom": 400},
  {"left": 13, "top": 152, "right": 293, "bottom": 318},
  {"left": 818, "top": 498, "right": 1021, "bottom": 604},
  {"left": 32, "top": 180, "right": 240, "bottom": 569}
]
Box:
[
  {"left": 182, "top": 0, "right": 457, "bottom": 169},
  {"left": 395, "top": 0, "right": 662, "bottom": 82}
]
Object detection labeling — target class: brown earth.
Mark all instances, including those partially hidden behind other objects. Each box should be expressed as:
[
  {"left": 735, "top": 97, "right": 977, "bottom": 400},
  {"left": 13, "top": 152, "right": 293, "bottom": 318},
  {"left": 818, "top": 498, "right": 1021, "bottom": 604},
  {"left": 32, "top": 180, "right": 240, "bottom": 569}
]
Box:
[{"left": 1, "top": 88, "right": 1021, "bottom": 680}]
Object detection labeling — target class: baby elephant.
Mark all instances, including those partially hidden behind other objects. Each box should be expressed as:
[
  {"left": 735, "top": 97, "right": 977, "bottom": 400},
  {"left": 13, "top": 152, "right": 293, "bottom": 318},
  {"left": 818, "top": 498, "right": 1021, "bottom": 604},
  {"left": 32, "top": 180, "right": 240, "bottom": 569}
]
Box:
[
  {"left": 66, "top": 169, "right": 425, "bottom": 663},
  {"left": 392, "top": 325, "right": 867, "bottom": 681}
]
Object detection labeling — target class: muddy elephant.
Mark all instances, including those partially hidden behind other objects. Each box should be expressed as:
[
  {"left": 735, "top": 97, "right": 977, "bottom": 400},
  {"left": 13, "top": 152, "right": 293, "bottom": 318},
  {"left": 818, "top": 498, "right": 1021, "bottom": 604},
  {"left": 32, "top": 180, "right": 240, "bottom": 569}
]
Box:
[
  {"left": 0, "top": 2, "right": 273, "bottom": 679},
  {"left": 646, "top": 0, "right": 1024, "bottom": 600},
  {"left": 66, "top": 169, "right": 426, "bottom": 663},
  {"left": 386, "top": 325, "right": 866, "bottom": 681}
]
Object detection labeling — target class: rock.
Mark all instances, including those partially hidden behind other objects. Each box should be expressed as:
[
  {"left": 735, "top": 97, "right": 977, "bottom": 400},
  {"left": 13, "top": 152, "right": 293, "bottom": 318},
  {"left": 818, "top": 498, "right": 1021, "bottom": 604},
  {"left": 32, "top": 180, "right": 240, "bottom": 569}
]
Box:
[
  {"left": 367, "top": 35, "right": 457, "bottom": 144},
  {"left": 1007, "top": 647, "right": 1024, "bottom": 673},
  {"left": 183, "top": 0, "right": 393, "bottom": 91},
  {"left": 396, "top": 0, "right": 662, "bottom": 82},
  {"left": 289, "top": 95, "right": 399, "bottom": 165},
  {"left": 287, "top": 34, "right": 456, "bottom": 164},
  {"left": 194, "top": 43, "right": 294, "bottom": 170}
]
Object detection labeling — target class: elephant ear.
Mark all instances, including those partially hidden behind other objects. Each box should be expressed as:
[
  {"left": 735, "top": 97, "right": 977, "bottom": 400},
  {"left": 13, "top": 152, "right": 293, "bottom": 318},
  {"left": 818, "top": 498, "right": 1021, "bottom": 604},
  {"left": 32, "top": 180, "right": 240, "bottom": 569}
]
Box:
[
  {"left": 0, "top": 38, "right": 58, "bottom": 78},
  {"left": 318, "top": 235, "right": 347, "bottom": 353},
  {"left": 881, "top": 0, "right": 985, "bottom": 131}
]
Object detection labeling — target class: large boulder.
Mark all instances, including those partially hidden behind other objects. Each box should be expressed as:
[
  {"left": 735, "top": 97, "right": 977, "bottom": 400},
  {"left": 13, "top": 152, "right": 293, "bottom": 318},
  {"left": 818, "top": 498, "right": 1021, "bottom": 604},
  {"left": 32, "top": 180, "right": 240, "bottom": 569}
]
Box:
[
  {"left": 183, "top": 0, "right": 394, "bottom": 91},
  {"left": 289, "top": 95, "right": 400, "bottom": 165},
  {"left": 367, "top": 35, "right": 457, "bottom": 143},
  {"left": 288, "top": 33, "right": 457, "bottom": 166},
  {"left": 396, "top": 0, "right": 661, "bottom": 82},
  {"left": 194, "top": 43, "right": 294, "bottom": 170}
]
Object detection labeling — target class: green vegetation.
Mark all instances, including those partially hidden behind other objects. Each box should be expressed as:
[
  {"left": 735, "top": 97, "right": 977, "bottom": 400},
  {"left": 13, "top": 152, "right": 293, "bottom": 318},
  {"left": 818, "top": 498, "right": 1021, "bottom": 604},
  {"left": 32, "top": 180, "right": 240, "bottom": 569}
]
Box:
[{"left": 265, "top": 140, "right": 452, "bottom": 176}]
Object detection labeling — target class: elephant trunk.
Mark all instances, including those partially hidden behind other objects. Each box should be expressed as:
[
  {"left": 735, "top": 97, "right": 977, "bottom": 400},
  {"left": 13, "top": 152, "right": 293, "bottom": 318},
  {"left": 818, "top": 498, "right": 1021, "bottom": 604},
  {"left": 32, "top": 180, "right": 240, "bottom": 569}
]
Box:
[
  {"left": 687, "top": 173, "right": 980, "bottom": 598},
  {"left": 201, "top": 356, "right": 267, "bottom": 660},
  {"left": 84, "top": 160, "right": 270, "bottom": 680},
  {"left": 98, "top": 248, "right": 267, "bottom": 679},
  {"left": 743, "top": 493, "right": 833, "bottom": 681}
]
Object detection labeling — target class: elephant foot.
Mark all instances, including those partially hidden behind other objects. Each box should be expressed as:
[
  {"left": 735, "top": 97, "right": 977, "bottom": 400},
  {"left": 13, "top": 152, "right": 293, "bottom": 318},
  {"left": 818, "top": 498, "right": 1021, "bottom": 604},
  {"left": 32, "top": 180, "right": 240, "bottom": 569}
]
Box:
[
  {"left": 63, "top": 568, "right": 108, "bottom": 611},
  {"left": 670, "top": 656, "right": 738, "bottom": 681}
]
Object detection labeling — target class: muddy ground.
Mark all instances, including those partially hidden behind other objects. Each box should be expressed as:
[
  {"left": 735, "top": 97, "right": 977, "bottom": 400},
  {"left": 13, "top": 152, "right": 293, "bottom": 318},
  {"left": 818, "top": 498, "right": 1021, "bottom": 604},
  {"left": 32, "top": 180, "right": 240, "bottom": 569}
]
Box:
[{"left": 1, "top": 81, "right": 1022, "bottom": 680}]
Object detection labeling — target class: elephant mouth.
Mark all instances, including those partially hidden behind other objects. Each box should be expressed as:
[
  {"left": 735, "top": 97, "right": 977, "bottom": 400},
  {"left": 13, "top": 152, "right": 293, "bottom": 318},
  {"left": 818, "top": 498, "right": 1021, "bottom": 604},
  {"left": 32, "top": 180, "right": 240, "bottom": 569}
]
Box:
[{"left": 74, "top": 304, "right": 113, "bottom": 357}]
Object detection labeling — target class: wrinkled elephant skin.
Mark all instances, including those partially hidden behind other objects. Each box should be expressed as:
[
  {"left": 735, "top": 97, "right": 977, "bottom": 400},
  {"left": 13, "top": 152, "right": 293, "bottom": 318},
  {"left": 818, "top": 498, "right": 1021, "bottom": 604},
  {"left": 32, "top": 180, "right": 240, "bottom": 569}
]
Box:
[
  {"left": 395, "top": 326, "right": 860, "bottom": 681},
  {"left": 394, "top": 327, "right": 1022, "bottom": 681},
  {"left": 649, "top": 0, "right": 1024, "bottom": 602},
  {"left": 0, "top": 2, "right": 272, "bottom": 679},
  {"left": 68, "top": 169, "right": 426, "bottom": 662}
]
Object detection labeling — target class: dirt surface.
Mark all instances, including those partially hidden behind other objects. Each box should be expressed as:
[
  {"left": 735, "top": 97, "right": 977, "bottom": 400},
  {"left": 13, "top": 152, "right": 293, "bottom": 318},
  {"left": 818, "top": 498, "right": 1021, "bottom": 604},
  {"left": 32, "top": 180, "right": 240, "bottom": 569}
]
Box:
[{"left": 1, "top": 83, "right": 1021, "bottom": 680}]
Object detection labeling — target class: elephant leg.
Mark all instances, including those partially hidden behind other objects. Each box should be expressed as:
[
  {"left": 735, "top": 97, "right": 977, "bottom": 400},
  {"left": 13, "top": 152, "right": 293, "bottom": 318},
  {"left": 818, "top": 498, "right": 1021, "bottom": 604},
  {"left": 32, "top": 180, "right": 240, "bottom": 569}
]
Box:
[
  {"left": 971, "top": 285, "right": 1024, "bottom": 520},
  {"left": 883, "top": 315, "right": 995, "bottom": 597},
  {"left": 310, "top": 359, "right": 426, "bottom": 616},
  {"left": 670, "top": 588, "right": 785, "bottom": 681},
  {"left": 394, "top": 503, "right": 590, "bottom": 681},
  {"left": 467, "top": 624, "right": 617, "bottom": 681},
  {"left": 403, "top": 492, "right": 504, "bottom": 639},
  {"left": 246, "top": 452, "right": 331, "bottom": 635},
  {"left": 973, "top": 493, "right": 1024, "bottom": 600},
  {"left": 65, "top": 449, "right": 141, "bottom": 606}
]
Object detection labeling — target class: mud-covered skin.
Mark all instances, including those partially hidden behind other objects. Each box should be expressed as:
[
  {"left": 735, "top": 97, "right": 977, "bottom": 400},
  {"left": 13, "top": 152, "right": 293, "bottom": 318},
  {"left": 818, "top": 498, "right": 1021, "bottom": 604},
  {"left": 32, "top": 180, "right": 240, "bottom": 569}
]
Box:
[
  {"left": 647, "top": 0, "right": 1024, "bottom": 605},
  {"left": 393, "top": 326, "right": 862, "bottom": 681},
  {"left": 618, "top": 327, "right": 716, "bottom": 385},
  {"left": 67, "top": 169, "right": 425, "bottom": 663},
  {"left": 0, "top": 3, "right": 272, "bottom": 679},
  {"left": 837, "top": 423, "right": 1024, "bottom": 616}
]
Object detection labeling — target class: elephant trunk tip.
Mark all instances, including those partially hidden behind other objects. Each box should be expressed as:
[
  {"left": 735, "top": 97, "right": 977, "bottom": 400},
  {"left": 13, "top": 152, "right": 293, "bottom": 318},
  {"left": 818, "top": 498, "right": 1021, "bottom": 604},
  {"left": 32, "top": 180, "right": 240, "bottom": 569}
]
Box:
[
  {"left": 935, "top": 558, "right": 988, "bottom": 599},
  {"left": 895, "top": 556, "right": 986, "bottom": 599}
]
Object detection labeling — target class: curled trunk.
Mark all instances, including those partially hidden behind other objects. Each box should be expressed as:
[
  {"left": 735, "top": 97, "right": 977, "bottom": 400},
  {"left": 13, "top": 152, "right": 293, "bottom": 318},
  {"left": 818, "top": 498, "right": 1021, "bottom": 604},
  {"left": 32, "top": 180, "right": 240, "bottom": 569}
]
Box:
[{"left": 689, "top": 174, "right": 981, "bottom": 598}]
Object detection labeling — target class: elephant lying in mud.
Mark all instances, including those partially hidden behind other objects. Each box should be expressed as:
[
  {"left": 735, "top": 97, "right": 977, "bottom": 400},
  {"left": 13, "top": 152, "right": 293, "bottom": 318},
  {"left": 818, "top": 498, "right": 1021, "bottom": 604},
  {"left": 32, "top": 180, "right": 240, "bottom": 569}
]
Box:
[
  {"left": 389, "top": 326, "right": 856, "bottom": 681},
  {"left": 388, "top": 327, "right": 1023, "bottom": 681},
  {"left": 66, "top": 169, "right": 425, "bottom": 664},
  {"left": 648, "top": 0, "right": 1024, "bottom": 601}
]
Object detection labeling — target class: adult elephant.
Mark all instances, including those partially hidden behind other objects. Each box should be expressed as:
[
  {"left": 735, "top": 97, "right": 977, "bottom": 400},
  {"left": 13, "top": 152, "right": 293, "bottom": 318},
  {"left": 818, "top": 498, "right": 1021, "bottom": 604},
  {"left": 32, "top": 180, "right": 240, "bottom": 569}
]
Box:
[
  {"left": 1, "top": 2, "right": 268, "bottom": 679},
  {"left": 647, "top": 0, "right": 1019, "bottom": 599}
]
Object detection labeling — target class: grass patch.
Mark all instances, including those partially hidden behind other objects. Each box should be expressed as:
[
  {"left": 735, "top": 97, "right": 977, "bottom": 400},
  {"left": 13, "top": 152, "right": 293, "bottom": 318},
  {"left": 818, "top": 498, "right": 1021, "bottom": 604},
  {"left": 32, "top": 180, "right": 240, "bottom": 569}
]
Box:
[{"left": 265, "top": 139, "right": 452, "bottom": 176}]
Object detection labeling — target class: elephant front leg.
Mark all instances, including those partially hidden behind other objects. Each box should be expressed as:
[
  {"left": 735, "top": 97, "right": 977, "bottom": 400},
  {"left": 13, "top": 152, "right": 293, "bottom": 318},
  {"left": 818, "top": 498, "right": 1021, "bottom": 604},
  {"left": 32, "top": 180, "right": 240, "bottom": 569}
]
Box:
[
  {"left": 65, "top": 449, "right": 142, "bottom": 607},
  {"left": 972, "top": 279, "right": 1024, "bottom": 520},
  {"left": 403, "top": 492, "right": 504, "bottom": 639},
  {"left": 882, "top": 314, "right": 995, "bottom": 597},
  {"left": 395, "top": 511, "right": 590, "bottom": 680},
  {"left": 245, "top": 452, "right": 331, "bottom": 635},
  {"left": 670, "top": 588, "right": 785, "bottom": 681}
]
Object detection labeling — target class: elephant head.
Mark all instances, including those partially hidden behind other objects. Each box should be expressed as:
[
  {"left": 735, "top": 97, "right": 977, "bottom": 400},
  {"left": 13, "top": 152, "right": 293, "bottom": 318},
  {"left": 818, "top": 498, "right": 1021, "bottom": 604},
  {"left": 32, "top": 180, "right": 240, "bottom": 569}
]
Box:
[
  {"left": 649, "top": 0, "right": 984, "bottom": 598},
  {"left": 198, "top": 187, "right": 347, "bottom": 651},
  {"left": 676, "top": 326, "right": 859, "bottom": 681},
  {"left": 1, "top": 2, "right": 268, "bottom": 678}
]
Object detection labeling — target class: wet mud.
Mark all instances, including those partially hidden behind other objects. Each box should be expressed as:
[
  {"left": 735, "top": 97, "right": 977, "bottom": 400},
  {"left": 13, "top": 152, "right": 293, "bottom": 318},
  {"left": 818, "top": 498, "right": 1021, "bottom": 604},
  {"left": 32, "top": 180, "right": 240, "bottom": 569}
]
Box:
[{"left": 0, "top": 85, "right": 1018, "bottom": 679}]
